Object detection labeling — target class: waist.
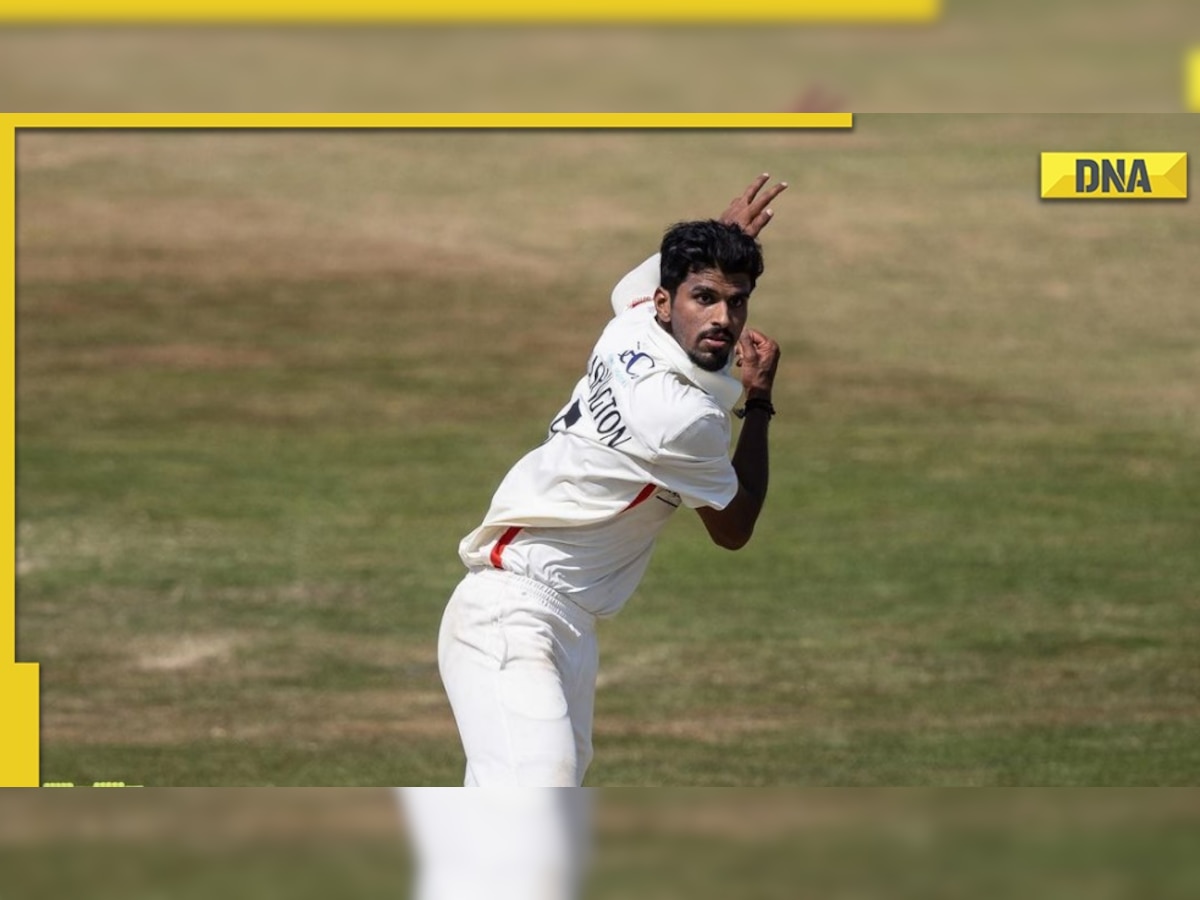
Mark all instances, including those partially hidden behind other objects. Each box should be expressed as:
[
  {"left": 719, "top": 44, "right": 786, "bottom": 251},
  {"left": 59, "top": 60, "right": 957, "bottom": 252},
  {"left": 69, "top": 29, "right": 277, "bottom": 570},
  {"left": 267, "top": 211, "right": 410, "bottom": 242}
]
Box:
[{"left": 467, "top": 566, "right": 597, "bottom": 636}]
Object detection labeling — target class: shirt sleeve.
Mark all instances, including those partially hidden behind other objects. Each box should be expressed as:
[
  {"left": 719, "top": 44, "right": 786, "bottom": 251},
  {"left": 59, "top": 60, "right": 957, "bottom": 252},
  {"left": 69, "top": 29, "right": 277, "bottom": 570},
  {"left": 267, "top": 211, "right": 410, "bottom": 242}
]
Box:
[
  {"left": 651, "top": 411, "right": 739, "bottom": 511},
  {"left": 610, "top": 253, "right": 661, "bottom": 316}
]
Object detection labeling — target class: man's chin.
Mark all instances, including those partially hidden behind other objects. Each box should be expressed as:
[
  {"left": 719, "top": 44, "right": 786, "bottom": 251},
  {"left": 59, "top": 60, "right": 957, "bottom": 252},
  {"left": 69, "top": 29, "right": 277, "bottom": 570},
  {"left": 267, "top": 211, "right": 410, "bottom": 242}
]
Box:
[{"left": 688, "top": 349, "right": 731, "bottom": 372}]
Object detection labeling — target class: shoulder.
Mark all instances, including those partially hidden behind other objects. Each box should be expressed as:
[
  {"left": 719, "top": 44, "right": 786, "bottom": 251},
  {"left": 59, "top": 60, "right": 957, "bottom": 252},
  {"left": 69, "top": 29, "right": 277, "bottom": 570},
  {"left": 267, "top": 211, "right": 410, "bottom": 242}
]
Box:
[{"left": 629, "top": 372, "right": 730, "bottom": 462}]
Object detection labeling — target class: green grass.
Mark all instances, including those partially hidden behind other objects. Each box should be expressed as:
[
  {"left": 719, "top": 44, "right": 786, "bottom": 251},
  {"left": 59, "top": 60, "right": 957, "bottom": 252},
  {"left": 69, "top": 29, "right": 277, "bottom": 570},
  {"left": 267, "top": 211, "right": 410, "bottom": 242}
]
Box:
[{"left": 16, "top": 119, "right": 1200, "bottom": 785}]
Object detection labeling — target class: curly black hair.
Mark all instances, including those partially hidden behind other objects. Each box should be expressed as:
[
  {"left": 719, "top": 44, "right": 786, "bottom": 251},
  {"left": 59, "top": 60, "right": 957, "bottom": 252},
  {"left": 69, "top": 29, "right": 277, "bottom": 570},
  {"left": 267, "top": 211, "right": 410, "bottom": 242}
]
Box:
[{"left": 659, "top": 220, "right": 764, "bottom": 296}]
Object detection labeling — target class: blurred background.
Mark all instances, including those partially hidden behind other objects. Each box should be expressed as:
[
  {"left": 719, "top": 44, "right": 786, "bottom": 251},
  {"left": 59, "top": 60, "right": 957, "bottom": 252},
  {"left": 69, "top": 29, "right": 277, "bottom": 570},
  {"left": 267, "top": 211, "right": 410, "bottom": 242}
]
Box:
[
  {"left": 2, "top": 789, "right": 1200, "bottom": 899},
  {"left": 15, "top": 118, "right": 1199, "bottom": 787},
  {"left": 0, "top": 0, "right": 1198, "bottom": 112}
]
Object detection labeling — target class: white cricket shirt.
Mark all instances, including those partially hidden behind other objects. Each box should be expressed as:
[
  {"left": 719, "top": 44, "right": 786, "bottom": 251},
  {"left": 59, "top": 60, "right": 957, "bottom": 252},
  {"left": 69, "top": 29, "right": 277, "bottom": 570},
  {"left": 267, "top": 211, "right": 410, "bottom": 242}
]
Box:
[{"left": 458, "top": 255, "right": 744, "bottom": 618}]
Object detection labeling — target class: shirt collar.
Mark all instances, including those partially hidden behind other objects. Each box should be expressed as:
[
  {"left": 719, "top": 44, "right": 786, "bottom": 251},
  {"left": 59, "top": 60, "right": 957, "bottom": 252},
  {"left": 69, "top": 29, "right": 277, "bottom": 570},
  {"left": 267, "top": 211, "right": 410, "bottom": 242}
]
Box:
[{"left": 637, "top": 306, "right": 745, "bottom": 412}]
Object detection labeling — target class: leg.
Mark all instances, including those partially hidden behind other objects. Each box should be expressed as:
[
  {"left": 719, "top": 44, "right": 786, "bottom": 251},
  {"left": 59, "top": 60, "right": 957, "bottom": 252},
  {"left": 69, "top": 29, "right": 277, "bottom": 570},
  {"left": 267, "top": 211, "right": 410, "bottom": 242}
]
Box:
[
  {"left": 438, "top": 573, "right": 580, "bottom": 786},
  {"left": 565, "top": 630, "right": 599, "bottom": 784}
]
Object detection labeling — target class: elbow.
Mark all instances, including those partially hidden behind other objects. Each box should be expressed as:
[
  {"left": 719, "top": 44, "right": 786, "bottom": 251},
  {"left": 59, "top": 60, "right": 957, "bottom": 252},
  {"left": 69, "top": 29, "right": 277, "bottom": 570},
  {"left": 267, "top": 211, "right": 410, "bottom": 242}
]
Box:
[{"left": 712, "top": 528, "right": 753, "bottom": 551}]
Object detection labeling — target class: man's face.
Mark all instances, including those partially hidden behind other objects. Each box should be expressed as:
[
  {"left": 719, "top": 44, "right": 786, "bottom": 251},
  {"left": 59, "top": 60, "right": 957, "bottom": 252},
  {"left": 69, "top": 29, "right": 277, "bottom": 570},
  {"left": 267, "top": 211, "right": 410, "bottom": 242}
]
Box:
[{"left": 654, "top": 267, "right": 753, "bottom": 372}]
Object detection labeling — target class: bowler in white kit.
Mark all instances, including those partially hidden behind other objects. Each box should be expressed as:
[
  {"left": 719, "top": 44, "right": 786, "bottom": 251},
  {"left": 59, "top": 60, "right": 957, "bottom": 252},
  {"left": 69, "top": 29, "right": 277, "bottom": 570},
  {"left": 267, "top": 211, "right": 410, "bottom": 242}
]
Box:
[{"left": 438, "top": 176, "right": 787, "bottom": 786}]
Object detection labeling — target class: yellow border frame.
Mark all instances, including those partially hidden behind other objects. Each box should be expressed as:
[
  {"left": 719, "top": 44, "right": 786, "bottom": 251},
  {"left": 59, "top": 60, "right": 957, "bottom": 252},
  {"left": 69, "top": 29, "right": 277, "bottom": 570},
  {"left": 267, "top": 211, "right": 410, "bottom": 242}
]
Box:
[
  {"left": 1188, "top": 48, "right": 1200, "bottom": 113},
  {"left": 0, "top": 111, "right": 852, "bottom": 787},
  {"left": 5, "top": 113, "right": 852, "bottom": 130},
  {"left": 0, "top": 1, "right": 939, "bottom": 23}
]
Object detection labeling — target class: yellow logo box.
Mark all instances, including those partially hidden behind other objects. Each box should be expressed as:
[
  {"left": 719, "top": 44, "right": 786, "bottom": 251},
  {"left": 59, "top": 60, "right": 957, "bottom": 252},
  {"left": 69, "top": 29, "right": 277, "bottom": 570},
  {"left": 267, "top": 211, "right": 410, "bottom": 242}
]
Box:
[{"left": 1041, "top": 152, "right": 1187, "bottom": 200}]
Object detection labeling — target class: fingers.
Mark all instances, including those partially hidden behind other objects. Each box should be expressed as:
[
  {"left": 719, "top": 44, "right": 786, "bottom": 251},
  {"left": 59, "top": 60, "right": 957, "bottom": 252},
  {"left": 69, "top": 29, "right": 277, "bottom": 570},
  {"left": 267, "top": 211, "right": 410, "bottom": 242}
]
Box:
[
  {"left": 723, "top": 174, "right": 788, "bottom": 236},
  {"left": 742, "top": 327, "right": 767, "bottom": 347},
  {"left": 736, "top": 329, "right": 780, "bottom": 393},
  {"left": 722, "top": 176, "right": 770, "bottom": 227},
  {"left": 739, "top": 177, "right": 788, "bottom": 237},
  {"left": 745, "top": 208, "right": 773, "bottom": 238},
  {"left": 738, "top": 176, "right": 787, "bottom": 212},
  {"left": 742, "top": 329, "right": 780, "bottom": 363},
  {"left": 737, "top": 330, "right": 760, "bottom": 365},
  {"left": 753, "top": 179, "right": 789, "bottom": 210},
  {"left": 736, "top": 331, "right": 751, "bottom": 351},
  {"left": 738, "top": 173, "right": 772, "bottom": 204}
]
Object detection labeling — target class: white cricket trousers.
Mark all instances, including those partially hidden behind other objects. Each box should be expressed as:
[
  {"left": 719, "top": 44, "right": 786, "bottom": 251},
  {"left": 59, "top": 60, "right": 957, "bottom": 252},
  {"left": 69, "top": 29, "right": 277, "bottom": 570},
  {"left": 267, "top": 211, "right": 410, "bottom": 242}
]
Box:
[{"left": 438, "top": 567, "right": 599, "bottom": 787}]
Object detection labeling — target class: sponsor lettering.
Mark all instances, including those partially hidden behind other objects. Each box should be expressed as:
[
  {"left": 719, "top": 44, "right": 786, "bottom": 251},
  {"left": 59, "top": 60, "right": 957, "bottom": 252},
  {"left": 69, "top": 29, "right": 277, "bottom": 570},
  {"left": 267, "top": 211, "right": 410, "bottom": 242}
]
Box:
[{"left": 583, "top": 355, "right": 634, "bottom": 449}]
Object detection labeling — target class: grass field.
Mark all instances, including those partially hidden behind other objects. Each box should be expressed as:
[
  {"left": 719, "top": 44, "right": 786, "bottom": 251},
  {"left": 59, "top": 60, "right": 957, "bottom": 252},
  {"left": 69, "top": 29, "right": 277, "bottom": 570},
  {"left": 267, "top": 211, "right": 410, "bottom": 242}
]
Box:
[
  {"left": 3, "top": 789, "right": 1200, "bottom": 899},
  {"left": 15, "top": 115, "right": 1200, "bottom": 785}
]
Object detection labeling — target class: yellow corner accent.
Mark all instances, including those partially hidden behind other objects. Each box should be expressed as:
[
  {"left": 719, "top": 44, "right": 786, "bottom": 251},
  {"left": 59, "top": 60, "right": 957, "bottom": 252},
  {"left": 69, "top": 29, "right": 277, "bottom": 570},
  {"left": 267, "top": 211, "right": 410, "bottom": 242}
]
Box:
[
  {"left": 0, "top": 118, "right": 32, "bottom": 787},
  {"left": 1162, "top": 155, "right": 1188, "bottom": 193},
  {"left": 0, "top": 665, "right": 40, "bottom": 787}
]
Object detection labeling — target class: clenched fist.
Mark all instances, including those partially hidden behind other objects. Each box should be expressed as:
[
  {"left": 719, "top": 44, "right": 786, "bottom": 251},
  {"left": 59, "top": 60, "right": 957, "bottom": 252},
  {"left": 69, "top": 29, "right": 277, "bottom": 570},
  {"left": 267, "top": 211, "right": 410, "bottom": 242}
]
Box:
[{"left": 734, "top": 328, "right": 780, "bottom": 398}]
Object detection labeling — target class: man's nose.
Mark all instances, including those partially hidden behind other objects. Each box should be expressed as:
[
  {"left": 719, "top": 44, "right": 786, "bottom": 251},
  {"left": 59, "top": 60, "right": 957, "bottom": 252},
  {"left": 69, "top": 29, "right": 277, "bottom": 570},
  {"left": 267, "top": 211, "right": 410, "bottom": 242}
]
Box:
[{"left": 708, "top": 302, "right": 732, "bottom": 329}]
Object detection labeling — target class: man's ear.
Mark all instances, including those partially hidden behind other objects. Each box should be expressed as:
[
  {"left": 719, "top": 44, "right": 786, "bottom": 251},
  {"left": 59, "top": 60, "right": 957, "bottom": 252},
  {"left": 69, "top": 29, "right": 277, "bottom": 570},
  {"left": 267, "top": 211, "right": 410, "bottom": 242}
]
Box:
[{"left": 653, "top": 286, "right": 672, "bottom": 326}]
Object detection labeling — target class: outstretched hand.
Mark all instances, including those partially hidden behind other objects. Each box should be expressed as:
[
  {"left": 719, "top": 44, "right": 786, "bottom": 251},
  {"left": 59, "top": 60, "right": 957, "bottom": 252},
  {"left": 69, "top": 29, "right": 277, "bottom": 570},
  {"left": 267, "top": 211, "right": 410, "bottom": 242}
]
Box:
[{"left": 719, "top": 174, "right": 788, "bottom": 238}]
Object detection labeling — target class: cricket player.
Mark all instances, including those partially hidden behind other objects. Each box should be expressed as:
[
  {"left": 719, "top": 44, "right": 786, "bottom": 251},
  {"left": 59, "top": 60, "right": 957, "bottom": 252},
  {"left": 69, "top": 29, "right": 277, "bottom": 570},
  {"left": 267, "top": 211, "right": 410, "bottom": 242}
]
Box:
[{"left": 438, "top": 175, "right": 787, "bottom": 787}]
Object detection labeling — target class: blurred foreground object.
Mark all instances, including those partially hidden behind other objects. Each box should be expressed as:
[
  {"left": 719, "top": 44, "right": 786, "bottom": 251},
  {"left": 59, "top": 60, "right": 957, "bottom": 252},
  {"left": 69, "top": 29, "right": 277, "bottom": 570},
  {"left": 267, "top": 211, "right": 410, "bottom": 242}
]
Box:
[
  {"left": 0, "top": 788, "right": 409, "bottom": 899},
  {"left": 590, "top": 790, "right": 1200, "bottom": 899},
  {"left": 0, "top": 789, "right": 1198, "bottom": 899},
  {"left": 399, "top": 788, "right": 592, "bottom": 900}
]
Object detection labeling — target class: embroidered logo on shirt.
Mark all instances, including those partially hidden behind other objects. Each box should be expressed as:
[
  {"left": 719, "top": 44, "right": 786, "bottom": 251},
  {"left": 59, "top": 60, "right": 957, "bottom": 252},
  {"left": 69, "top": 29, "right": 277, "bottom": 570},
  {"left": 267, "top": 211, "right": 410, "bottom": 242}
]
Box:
[{"left": 619, "top": 348, "right": 656, "bottom": 376}]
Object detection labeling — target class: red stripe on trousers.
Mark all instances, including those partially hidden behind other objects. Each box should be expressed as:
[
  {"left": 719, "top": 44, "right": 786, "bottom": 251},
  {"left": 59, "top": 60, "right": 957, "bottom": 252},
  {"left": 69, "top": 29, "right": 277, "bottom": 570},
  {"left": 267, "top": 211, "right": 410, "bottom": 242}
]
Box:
[{"left": 490, "top": 526, "right": 523, "bottom": 569}]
